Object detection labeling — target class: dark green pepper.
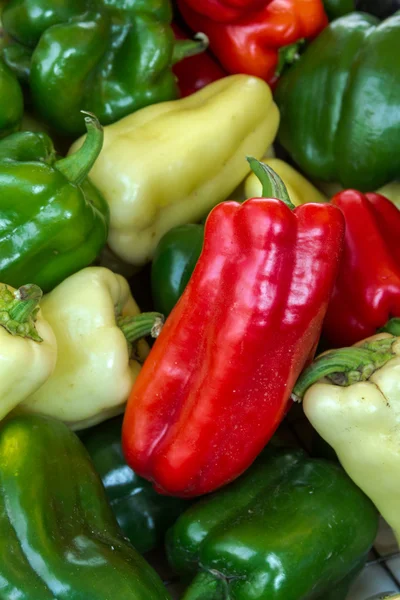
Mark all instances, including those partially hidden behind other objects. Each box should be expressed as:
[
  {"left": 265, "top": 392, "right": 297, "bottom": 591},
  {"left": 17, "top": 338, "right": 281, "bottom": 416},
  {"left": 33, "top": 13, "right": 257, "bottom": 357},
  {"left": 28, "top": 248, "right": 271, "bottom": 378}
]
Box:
[
  {"left": 151, "top": 224, "right": 204, "bottom": 316},
  {"left": 2, "top": 0, "right": 206, "bottom": 136},
  {"left": 0, "top": 113, "right": 109, "bottom": 291},
  {"left": 276, "top": 12, "right": 400, "bottom": 191},
  {"left": 0, "top": 414, "right": 171, "bottom": 600},
  {"left": 0, "top": 59, "right": 23, "bottom": 137},
  {"left": 81, "top": 416, "right": 189, "bottom": 554},
  {"left": 356, "top": 0, "right": 400, "bottom": 18},
  {"left": 323, "top": 0, "right": 355, "bottom": 20},
  {"left": 167, "top": 447, "right": 378, "bottom": 600}
]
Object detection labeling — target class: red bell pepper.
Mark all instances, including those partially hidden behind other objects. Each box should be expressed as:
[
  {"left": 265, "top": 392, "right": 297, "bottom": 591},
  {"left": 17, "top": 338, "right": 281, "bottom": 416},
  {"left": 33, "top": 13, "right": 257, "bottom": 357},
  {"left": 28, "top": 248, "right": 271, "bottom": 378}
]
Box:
[
  {"left": 177, "top": 0, "right": 328, "bottom": 86},
  {"left": 323, "top": 190, "right": 400, "bottom": 347},
  {"left": 122, "top": 160, "right": 344, "bottom": 498},
  {"left": 172, "top": 24, "right": 226, "bottom": 97}
]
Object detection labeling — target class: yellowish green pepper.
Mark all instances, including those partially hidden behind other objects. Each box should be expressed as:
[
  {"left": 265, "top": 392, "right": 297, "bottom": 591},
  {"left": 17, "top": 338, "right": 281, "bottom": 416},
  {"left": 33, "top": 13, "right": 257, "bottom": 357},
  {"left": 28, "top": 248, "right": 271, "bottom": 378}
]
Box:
[
  {"left": 294, "top": 331, "right": 400, "bottom": 544},
  {"left": 18, "top": 267, "right": 163, "bottom": 430},
  {"left": 69, "top": 75, "right": 280, "bottom": 266}
]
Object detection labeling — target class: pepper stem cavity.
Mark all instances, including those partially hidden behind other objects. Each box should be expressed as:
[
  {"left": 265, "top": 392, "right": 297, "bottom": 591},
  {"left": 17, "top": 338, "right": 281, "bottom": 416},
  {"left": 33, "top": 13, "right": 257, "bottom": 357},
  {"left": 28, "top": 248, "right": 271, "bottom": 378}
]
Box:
[
  {"left": 246, "top": 157, "right": 295, "bottom": 209},
  {"left": 117, "top": 312, "right": 164, "bottom": 345},
  {"left": 291, "top": 336, "right": 397, "bottom": 402},
  {"left": 56, "top": 111, "right": 103, "bottom": 185},
  {"left": 183, "top": 570, "right": 229, "bottom": 600},
  {"left": 0, "top": 284, "right": 43, "bottom": 342},
  {"left": 172, "top": 33, "right": 209, "bottom": 64}
]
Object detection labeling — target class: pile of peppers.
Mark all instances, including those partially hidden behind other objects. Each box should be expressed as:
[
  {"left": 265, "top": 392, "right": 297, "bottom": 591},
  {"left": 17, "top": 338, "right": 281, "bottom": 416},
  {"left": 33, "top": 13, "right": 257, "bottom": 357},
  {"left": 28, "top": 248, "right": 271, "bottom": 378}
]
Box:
[{"left": 0, "top": 0, "right": 399, "bottom": 598}]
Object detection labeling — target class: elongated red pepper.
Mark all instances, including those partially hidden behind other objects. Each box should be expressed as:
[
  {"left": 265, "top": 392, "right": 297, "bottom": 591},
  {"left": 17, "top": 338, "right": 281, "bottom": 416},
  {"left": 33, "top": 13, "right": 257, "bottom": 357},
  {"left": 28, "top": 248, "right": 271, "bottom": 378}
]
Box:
[
  {"left": 323, "top": 190, "right": 400, "bottom": 347},
  {"left": 122, "top": 161, "right": 344, "bottom": 498},
  {"left": 172, "top": 24, "right": 226, "bottom": 97},
  {"left": 177, "top": 0, "right": 328, "bottom": 86}
]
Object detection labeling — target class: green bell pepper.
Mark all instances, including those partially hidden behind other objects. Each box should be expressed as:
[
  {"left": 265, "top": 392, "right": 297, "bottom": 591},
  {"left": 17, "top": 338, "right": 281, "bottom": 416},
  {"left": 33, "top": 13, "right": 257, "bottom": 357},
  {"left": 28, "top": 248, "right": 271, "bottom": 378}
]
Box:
[
  {"left": 356, "top": 0, "right": 400, "bottom": 18},
  {"left": 167, "top": 447, "right": 378, "bottom": 600},
  {"left": 81, "top": 416, "right": 189, "bottom": 554},
  {"left": 276, "top": 12, "right": 400, "bottom": 191},
  {"left": 0, "top": 59, "right": 23, "bottom": 138},
  {"left": 0, "top": 414, "right": 171, "bottom": 600},
  {"left": 151, "top": 224, "right": 204, "bottom": 316},
  {"left": 0, "top": 113, "right": 109, "bottom": 292},
  {"left": 1, "top": 0, "right": 206, "bottom": 136}
]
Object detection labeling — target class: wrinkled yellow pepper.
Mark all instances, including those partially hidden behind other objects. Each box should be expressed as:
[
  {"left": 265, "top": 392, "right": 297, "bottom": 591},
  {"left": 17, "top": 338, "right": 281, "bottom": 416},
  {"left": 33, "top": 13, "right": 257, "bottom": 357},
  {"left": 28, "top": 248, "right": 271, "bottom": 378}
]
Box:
[
  {"left": 293, "top": 332, "right": 400, "bottom": 544},
  {"left": 70, "top": 75, "right": 279, "bottom": 266},
  {"left": 0, "top": 283, "right": 56, "bottom": 420},
  {"left": 19, "top": 268, "right": 162, "bottom": 430},
  {"left": 244, "top": 158, "right": 327, "bottom": 205}
]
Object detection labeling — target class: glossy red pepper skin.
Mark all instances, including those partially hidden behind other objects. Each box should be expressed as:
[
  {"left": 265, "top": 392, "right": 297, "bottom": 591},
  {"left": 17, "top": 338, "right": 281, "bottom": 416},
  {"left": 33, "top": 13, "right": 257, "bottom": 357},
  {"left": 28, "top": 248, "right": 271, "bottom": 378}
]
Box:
[
  {"left": 122, "top": 197, "right": 344, "bottom": 498},
  {"left": 177, "top": 0, "right": 328, "bottom": 85},
  {"left": 172, "top": 24, "right": 226, "bottom": 97},
  {"left": 181, "top": 0, "right": 268, "bottom": 22},
  {"left": 323, "top": 191, "right": 400, "bottom": 347}
]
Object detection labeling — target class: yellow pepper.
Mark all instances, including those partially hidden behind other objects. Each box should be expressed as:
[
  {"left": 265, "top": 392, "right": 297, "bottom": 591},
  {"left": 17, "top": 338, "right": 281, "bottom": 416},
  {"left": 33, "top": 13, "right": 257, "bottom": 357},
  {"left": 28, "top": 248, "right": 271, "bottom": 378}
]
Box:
[
  {"left": 19, "top": 267, "right": 163, "bottom": 430},
  {"left": 244, "top": 158, "right": 327, "bottom": 205},
  {"left": 0, "top": 283, "right": 56, "bottom": 420},
  {"left": 293, "top": 331, "right": 400, "bottom": 544},
  {"left": 69, "top": 75, "right": 279, "bottom": 266}
]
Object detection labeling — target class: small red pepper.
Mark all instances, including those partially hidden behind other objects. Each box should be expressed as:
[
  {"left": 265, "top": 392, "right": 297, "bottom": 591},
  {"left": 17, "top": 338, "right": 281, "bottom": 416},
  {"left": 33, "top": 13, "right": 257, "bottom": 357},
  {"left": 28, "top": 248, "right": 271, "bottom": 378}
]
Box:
[
  {"left": 122, "top": 160, "right": 344, "bottom": 498},
  {"left": 323, "top": 190, "right": 400, "bottom": 347},
  {"left": 172, "top": 24, "right": 226, "bottom": 97},
  {"left": 177, "top": 0, "right": 328, "bottom": 86}
]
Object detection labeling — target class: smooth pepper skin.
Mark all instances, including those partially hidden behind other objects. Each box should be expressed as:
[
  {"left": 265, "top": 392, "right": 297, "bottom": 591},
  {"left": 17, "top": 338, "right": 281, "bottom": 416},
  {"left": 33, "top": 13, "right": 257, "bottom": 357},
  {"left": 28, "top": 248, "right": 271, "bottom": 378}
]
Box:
[
  {"left": 81, "top": 416, "right": 189, "bottom": 554},
  {"left": 2, "top": 0, "right": 193, "bottom": 135},
  {"left": 300, "top": 333, "right": 400, "bottom": 544},
  {"left": 276, "top": 12, "right": 400, "bottom": 191},
  {"left": 0, "top": 414, "right": 171, "bottom": 600},
  {"left": 178, "top": 0, "right": 328, "bottom": 87},
  {"left": 122, "top": 195, "right": 344, "bottom": 497},
  {"left": 323, "top": 0, "right": 355, "bottom": 19},
  {"left": 0, "top": 125, "right": 109, "bottom": 292},
  {"left": 0, "top": 59, "right": 23, "bottom": 138},
  {"left": 151, "top": 224, "right": 204, "bottom": 316},
  {"left": 323, "top": 191, "right": 400, "bottom": 347},
  {"left": 166, "top": 448, "right": 378, "bottom": 600}
]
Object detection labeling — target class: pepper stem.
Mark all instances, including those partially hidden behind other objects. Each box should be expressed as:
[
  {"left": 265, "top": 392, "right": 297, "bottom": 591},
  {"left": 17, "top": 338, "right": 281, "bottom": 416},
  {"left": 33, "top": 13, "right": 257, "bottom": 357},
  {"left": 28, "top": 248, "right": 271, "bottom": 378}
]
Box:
[
  {"left": 183, "top": 571, "right": 229, "bottom": 600},
  {"left": 246, "top": 157, "right": 295, "bottom": 209},
  {"left": 275, "top": 39, "right": 305, "bottom": 78},
  {"left": 172, "top": 33, "right": 209, "bottom": 64},
  {"left": 292, "top": 336, "right": 397, "bottom": 402},
  {"left": 379, "top": 318, "right": 400, "bottom": 336},
  {"left": 0, "top": 284, "right": 43, "bottom": 342},
  {"left": 117, "top": 312, "right": 164, "bottom": 344},
  {"left": 56, "top": 111, "right": 103, "bottom": 185}
]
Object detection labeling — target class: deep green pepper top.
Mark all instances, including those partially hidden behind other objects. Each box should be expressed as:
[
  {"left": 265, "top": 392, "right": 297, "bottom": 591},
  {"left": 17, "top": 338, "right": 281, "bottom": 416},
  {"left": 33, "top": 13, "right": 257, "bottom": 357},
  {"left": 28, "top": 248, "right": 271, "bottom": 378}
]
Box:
[
  {"left": 167, "top": 447, "right": 378, "bottom": 600},
  {"left": 0, "top": 59, "right": 23, "bottom": 138},
  {"left": 0, "top": 414, "right": 171, "bottom": 600},
  {"left": 276, "top": 12, "right": 400, "bottom": 191},
  {"left": 151, "top": 224, "right": 204, "bottom": 317},
  {"left": 1, "top": 0, "right": 206, "bottom": 135},
  {"left": 0, "top": 113, "right": 109, "bottom": 291},
  {"left": 81, "top": 416, "right": 190, "bottom": 554}
]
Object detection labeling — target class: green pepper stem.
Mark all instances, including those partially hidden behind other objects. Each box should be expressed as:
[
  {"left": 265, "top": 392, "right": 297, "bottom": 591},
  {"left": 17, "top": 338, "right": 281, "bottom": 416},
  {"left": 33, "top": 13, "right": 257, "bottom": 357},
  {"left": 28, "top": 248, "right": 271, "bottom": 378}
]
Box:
[
  {"left": 246, "top": 157, "right": 295, "bottom": 209},
  {"left": 275, "top": 39, "right": 305, "bottom": 78},
  {"left": 172, "top": 33, "right": 209, "bottom": 65},
  {"left": 292, "top": 337, "right": 397, "bottom": 402},
  {"left": 56, "top": 111, "right": 103, "bottom": 185},
  {"left": 0, "top": 284, "right": 43, "bottom": 342},
  {"left": 379, "top": 318, "right": 400, "bottom": 336},
  {"left": 117, "top": 312, "right": 164, "bottom": 344},
  {"left": 183, "top": 571, "right": 229, "bottom": 600}
]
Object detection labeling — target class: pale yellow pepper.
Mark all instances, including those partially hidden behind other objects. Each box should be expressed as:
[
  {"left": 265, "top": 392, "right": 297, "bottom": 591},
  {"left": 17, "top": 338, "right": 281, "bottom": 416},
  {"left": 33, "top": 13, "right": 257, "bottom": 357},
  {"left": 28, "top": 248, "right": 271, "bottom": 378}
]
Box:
[
  {"left": 0, "top": 283, "right": 56, "bottom": 420},
  {"left": 19, "top": 267, "right": 162, "bottom": 430},
  {"left": 69, "top": 75, "right": 279, "bottom": 266},
  {"left": 293, "top": 332, "right": 400, "bottom": 544},
  {"left": 244, "top": 158, "right": 327, "bottom": 205}
]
